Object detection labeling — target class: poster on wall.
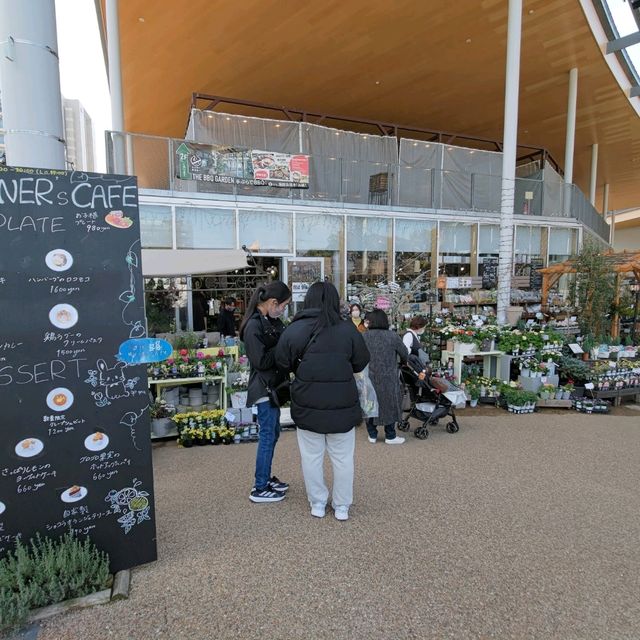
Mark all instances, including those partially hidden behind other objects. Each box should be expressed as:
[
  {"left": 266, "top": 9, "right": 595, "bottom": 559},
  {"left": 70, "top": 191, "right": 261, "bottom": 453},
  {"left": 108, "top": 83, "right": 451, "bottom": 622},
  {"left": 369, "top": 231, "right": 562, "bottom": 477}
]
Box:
[
  {"left": 0, "top": 166, "right": 157, "bottom": 572},
  {"left": 482, "top": 257, "right": 499, "bottom": 289},
  {"left": 529, "top": 258, "right": 544, "bottom": 290},
  {"left": 175, "top": 141, "right": 309, "bottom": 189}
]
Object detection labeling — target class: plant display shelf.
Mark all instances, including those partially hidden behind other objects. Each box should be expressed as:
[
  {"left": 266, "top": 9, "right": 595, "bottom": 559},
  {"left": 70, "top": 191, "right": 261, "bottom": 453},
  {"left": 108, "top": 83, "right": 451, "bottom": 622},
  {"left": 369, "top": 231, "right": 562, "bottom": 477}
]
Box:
[
  {"left": 591, "top": 387, "right": 640, "bottom": 406},
  {"left": 536, "top": 398, "right": 573, "bottom": 409},
  {"left": 440, "top": 349, "right": 504, "bottom": 384}
]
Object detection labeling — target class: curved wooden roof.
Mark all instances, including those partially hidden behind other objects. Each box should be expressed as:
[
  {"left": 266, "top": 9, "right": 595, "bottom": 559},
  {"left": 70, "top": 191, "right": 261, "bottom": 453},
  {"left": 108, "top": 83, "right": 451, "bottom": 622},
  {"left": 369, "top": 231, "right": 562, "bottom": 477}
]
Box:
[{"left": 101, "top": 0, "right": 640, "bottom": 211}]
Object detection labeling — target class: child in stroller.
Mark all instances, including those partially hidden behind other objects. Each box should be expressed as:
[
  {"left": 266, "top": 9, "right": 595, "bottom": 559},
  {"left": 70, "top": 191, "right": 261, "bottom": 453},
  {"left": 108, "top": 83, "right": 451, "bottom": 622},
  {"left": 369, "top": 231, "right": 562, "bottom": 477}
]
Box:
[{"left": 398, "top": 354, "right": 461, "bottom": 439}]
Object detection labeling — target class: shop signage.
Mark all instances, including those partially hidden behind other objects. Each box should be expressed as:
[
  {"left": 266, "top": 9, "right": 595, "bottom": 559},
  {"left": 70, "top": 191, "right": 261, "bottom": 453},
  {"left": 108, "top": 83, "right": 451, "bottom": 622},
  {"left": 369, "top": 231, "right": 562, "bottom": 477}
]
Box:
[
  {"left": 482, "top": 258, "right": 499, "bottom": 289},
  {"left": 0, "top": 166, "right": 157, "bottom": 572},
  {"left": 445, "top": 277, "right": 473, "bottom": 289},
  {"left": 292, "top": 282, "right": 310, "bottom": 303},
  {"left": 175, "top": 142, "right": 309, "bottom": 189},
  {"left": 529, "top": 258, "right": 544, "bottom": 290}
]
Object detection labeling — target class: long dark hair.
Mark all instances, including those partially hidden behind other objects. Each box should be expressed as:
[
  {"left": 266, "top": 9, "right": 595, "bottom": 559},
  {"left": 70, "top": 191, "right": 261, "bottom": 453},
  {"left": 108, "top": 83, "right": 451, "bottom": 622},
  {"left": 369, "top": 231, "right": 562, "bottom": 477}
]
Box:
[
  {"left": 239, "top": 280, "right": 291, "bottom": 339},
  {"left": 303, "top": 281, "right": 341, "bottom": 330}
]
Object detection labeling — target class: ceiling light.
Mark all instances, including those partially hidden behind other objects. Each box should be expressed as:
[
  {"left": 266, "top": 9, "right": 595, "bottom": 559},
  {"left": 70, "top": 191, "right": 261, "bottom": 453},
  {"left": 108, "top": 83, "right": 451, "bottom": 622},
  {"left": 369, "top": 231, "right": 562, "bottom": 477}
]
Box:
[
  {"left": 275, "top": 124, "right": 281, "bottom": 128},
  {"left": 466, "top": 38, "right": 471, "bottom": 44},
  {"left": 207, "top": 114, "right": 213, "bottom": 118},
  {"left": 528, "top": 9, "right": 534, "bottom": 14},
  {"left": 375, "top": 81, "right": 381, "bottom": 85},
  {"left": 138, "top": 17, "right": 145, "bottom": 22},
  {"left": 242, "top": 119, "right": 248, "bottom": 123},
  {"left": 335, "top": 132, "right": 340, "bottom": 136},
  {"left": 226, "top": 117, "right": 231, "bottom": 121}
]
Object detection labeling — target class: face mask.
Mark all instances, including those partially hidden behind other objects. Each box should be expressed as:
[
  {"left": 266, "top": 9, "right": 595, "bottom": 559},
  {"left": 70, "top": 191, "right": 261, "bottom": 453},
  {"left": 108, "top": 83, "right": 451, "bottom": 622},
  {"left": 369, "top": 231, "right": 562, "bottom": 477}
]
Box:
[
  {"left": 351, "top": 310, "right": 361, "bottom": 319},
  {"left": 417, "top": 329, "right": 425, "bottom": 336},
  {"left": 268, "top": 303, "right": 285, "bottom": 319}
]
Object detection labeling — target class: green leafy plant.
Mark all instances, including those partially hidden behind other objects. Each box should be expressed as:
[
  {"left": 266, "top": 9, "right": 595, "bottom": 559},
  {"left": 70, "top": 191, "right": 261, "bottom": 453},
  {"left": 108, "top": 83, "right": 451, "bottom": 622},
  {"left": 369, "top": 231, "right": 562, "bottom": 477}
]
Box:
[
  {"left": 0, "top": 531, "right": 110, "bottom": 633},
  {"left": 569, "top": 242, "right": 615, "bottom": 339},
  {"left": 557, "top": 355, "right": 590, "bottom": 384}
]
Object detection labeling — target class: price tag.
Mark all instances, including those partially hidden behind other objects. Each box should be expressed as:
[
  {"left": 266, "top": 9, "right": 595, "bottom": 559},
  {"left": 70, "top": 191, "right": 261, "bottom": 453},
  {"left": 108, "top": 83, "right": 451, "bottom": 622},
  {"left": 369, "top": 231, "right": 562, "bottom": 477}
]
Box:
[
  {"left": 568, "top": 343, "right": 583, "bottom": 354},
  {"left": 585, "top": 382, "right": 595, "bottom": 390}
]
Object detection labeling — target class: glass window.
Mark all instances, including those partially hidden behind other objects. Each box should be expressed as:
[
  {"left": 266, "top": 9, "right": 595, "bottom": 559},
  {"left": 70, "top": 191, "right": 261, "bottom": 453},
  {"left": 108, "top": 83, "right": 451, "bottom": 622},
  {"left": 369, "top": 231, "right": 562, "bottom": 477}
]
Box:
[
  {"left": 478, "top": 224, "right": 500, "bottom": 278},
  {"left": 239, "top": 210, "right": 293, "bottom": 253},
  {"left": 438, "top": 221, "right": 474, "bottom": 277},
  {"left": 346, "top": 217, "right": 391, "bottom": 287},
  {"left": 548, "top": 227, "right": 577, "bottom": 264},
  {"left": 394, "top": 219, "right": 435, "bottom": 286},
  {"left": 295, "top": 214, "right": 343, "bottom": 293},
  {"left": 140, "top": 204, "right": 172, "bottom": 249},
  {"left": 514, "top": 225, "right": 542, "bottom": 277},
  {"left": 176, "top": 206, "right": 235, "bottom": 249}
]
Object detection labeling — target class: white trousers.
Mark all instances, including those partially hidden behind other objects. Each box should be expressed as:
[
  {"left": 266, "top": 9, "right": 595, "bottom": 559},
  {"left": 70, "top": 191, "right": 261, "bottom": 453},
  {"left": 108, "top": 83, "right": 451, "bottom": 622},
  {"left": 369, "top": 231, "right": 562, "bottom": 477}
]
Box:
[{"left": 296, "top": 427, "right": 355, "bottom": 509}]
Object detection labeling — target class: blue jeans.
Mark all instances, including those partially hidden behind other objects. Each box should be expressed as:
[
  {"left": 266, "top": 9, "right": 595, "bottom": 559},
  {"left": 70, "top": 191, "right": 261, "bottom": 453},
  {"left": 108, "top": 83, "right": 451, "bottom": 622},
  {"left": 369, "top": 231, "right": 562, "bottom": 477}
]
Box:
[
  {"left": 254, "top": 402, "right": 281, "bottom": 490},
  {"left": 366, "top": 418, "right": 396, "bottom": 440}
]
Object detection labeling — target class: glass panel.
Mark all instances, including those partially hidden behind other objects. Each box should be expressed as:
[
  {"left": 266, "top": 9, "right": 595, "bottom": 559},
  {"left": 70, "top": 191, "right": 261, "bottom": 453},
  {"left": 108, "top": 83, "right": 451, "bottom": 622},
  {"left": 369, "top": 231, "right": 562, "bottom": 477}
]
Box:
[
  {"left": 296, "top": 214, "right": 343, "bottom": 292},
  {"left": 548, "top": 227, "right": 576, "bottom": 263},
  {"left": 439, "top": 221, "right": 474, "bottom": 277},
  {"left": 394, "top": 219, "right": 435, "bottom": 286},
  {"left": 478, "top": 224, "right": 500, "bottom": 278},
  {"left": 176, "top": 206, "right": 236, "bottom": 249},
  {"left": 239, "top": 210, "right": 293, "bottom": 253},
  {"left": 140, "top": 204, "right": 172, "bottom": 249},
  {"left": 514, "top": 225, "right": 543, "bottom": 277},
  {"left": 346, "top": 217, "right": 391, "bottom": 286},
  {"left": 144, "top": 277, "right": 178, "bottom": 335}
]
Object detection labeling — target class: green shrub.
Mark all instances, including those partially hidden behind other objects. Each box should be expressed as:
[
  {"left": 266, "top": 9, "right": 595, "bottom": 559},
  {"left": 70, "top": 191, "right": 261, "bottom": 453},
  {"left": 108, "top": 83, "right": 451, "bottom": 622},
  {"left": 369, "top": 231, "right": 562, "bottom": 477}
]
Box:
[{"left": 0, "top": 531, "right": 110, "bottom": 633}]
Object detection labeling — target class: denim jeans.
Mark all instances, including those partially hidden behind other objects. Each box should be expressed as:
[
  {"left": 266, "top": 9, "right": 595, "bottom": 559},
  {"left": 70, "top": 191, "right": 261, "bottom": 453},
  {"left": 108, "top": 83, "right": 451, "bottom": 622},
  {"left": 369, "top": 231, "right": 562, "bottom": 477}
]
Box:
[
  {"left": 254, "top": 401, "right": 281, "bottom": 490},
  {"left": 366, "top": 418, "right": 396, "bottom": 440}
]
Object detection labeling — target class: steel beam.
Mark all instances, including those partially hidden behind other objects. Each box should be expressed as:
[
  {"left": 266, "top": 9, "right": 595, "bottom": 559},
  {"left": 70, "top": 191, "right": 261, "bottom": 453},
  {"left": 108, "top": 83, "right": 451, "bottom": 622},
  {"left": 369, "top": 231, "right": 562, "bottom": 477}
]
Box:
[{"left": 606, "top": 31, "right": 640, "bottom": 54}]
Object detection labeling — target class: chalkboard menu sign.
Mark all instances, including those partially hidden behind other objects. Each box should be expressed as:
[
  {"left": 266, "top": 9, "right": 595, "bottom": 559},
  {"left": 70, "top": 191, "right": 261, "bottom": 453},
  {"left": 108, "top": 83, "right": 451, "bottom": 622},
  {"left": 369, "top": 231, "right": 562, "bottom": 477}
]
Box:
[
  {"left": 529, "top": 258, "right": 544, "bottom": 290},
  {"left": 482, "top": 257, "right": 499, "bottom": 289},
  {"left": 0, "top": 167, "right": 157, "bottom": 572}
]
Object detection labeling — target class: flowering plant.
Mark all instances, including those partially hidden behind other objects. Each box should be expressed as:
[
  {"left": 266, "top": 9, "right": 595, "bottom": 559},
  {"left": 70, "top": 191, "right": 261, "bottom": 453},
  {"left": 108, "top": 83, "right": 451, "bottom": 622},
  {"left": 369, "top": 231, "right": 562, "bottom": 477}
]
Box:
[{"left": 149, "top": 400, "right": 175, "bottom": 419}]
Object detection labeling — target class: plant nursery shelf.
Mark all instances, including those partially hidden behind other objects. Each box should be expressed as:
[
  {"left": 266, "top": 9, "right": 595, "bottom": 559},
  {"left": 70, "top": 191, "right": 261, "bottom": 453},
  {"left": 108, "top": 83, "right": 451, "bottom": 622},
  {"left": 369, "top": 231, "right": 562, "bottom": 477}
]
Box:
[{"left": 536, "top": 399, "right": 573, "bottom": 409}]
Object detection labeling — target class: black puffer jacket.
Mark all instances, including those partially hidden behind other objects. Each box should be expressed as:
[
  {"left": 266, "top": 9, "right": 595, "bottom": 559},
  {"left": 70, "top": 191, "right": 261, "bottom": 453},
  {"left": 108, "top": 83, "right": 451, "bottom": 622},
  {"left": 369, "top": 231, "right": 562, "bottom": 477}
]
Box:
[
  {"left": 241, "top": 312, "right": 287, "bottom": 407},
  {"left": 276, "top": 309, "right": 370, "bottom": 433}
]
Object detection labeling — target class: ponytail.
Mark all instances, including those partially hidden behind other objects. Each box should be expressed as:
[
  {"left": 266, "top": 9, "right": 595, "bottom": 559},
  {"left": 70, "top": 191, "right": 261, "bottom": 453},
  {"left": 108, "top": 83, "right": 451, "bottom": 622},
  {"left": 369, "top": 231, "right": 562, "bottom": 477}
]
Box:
[{"left": 239, "top": 281, "right": 291, "bottom": 339}]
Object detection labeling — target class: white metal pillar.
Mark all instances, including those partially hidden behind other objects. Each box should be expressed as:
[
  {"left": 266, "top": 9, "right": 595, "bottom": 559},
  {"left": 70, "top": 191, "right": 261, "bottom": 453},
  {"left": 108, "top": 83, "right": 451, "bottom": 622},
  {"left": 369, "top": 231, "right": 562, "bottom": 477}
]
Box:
[
  {"left": 563, "top": 68, "right": 578, "bottom": 215},
  {"left": 602, "top": 182, "right": 609, "bottom": 217},
  {"left": 589, "top": 143, "right": 598, "bottom": 205},
  {"left": 496, "top": 0, "right": 522, "bottom": 326},
  {"left": 106, "top": 0, "right": 126, "bottom": 173},
  {"left": 0, "top": 0, "right": 65, "bottom": 169}
]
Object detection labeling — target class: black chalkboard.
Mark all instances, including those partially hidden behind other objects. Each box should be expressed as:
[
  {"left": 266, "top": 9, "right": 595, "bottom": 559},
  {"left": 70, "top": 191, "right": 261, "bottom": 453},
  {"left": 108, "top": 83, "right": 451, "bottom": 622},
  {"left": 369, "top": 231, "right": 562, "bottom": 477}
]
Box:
[
  {"left": 0, "top": 166, "right": 157, "bottom": 573},
  {"left": 482, "top": 257, "right": 499, "bottom": 289},
  {"left": 529, "top": 258, "right": 544, "bottom": 290}
]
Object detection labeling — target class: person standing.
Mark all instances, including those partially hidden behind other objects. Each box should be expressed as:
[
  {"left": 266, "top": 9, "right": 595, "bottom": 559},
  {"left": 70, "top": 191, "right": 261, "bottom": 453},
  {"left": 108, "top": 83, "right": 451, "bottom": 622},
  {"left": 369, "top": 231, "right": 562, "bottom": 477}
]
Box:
[
  {"left": 349, "top": 303, "right": 367, "bottom": 333},
  {"left": 239, "top": 282, "right": 292, "bottom": 503},
  {"left": 362, "top": 310, "right": 407, "bottom": 445},
  {"left": 276, "top": 282, "right": 369, "bottom": 521},
  {"left": 403, "top": 315, "right": 428, "bottom": 361},
  {"left": 217, "top": 297, "right": 237, "bottom": 337}
]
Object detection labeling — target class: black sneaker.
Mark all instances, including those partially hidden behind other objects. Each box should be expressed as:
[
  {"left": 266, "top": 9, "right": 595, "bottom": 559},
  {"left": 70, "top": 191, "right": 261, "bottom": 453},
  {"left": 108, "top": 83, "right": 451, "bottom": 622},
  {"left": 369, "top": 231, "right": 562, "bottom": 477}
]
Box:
[
  {"left": 249, "top": 487, "right": 286, "bottom": 503},
  {"left": 269, "top": 476, "right": 289, "bottom": 492}
]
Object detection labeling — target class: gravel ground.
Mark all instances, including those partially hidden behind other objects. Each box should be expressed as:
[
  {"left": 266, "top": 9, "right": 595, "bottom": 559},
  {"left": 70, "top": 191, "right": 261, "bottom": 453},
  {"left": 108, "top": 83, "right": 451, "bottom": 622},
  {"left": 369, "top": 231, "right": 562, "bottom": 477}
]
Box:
[{"left": 38, "top": 413, "right": 640, "bottom": 640}]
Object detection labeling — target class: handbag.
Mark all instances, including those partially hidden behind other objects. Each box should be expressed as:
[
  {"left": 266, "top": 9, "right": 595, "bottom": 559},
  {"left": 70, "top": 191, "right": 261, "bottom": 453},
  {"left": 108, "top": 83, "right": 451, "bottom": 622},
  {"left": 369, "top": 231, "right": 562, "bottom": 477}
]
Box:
[{"left": 259, "top": 326, "right": 322, "bottom": 408}]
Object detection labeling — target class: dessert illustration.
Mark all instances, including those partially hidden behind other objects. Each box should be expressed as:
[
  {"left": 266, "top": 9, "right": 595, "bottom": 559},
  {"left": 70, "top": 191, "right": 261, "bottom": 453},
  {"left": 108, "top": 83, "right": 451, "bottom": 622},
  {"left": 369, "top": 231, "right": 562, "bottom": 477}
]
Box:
[
  {"left": 53, "top": 393, "right": 67, "bottom": 406},
  {"left": 68, "top": 485, "right": 81, "bottom": 497}
]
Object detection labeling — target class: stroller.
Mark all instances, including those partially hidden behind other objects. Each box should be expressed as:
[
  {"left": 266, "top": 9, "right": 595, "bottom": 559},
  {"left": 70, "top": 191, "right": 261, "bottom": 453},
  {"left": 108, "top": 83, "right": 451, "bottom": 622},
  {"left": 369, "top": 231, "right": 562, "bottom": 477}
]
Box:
[{"left": 397, "top": 355, "right": 461, "bottom": 439}]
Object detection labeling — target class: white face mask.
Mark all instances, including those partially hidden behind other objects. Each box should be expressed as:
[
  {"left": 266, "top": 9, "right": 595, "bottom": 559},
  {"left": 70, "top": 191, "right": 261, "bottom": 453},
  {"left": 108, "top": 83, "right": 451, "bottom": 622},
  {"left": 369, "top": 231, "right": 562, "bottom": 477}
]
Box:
[
  {"left": 351, "top": 310, "right": 361, "bottom": 319},
  {"left": 268, "top": 300, "right": 287, "bottom": 319},
  {"left": 417, "top": 328, "right": 425, "bottom": 336}
]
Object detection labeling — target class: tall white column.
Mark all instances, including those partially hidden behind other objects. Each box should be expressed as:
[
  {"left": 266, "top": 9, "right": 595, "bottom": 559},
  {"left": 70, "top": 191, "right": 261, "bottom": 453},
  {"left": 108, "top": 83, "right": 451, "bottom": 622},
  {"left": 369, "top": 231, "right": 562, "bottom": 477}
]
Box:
[
  {"left": 589, "top": 143, "right": 598, "bottom": 205},
  {"left": 496, "top": 0, "right": 522, "bottom": 326},
  {"left": 0, "top": 0, "right": 65, "bottom": 169},
  {"left": 563, "top": 68, "right": 578, "bottom": 215},
  {"left": 106, "top": 0, "right": 126, "bottom": 173},
  {"left": 602, "top": 182, "right": 609, "bottom": 217}
]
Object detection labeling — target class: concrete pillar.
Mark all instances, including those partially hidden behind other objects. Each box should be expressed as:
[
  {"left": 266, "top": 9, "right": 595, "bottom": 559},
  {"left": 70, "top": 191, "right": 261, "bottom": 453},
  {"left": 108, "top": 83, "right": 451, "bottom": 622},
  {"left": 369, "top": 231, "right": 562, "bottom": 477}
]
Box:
[
  {"left": 563, "top": 68, "right": 578, "bottom": 216},
  {"left": 106, "top": 0, "right": 126, "bottom": 173},
  {"left": 0, "top": 0, "right": 65, "bottom": 169},
  {"left": 589, "top": 143, "right": 598, "bottom": 205},
  {"left": 496, "top": 0, "right": 522, "bottom": 325}
]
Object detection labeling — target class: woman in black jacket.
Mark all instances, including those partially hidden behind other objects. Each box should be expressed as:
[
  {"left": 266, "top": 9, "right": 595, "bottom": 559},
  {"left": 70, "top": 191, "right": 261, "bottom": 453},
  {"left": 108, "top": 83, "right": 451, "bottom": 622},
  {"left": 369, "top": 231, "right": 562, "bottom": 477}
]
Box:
[
  {"left": 276, "top": 282, "right": 370, "bottom": 521},
  {"left": 239, "top": 281, "right": 291, "bottom": 503}
]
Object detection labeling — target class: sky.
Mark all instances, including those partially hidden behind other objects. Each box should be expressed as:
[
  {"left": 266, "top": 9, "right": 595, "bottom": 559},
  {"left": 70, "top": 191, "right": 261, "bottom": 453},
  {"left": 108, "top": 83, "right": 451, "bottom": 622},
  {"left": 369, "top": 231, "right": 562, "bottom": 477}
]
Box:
[{"left": 54, "top": 0, "right": 639, "bottom": 175}]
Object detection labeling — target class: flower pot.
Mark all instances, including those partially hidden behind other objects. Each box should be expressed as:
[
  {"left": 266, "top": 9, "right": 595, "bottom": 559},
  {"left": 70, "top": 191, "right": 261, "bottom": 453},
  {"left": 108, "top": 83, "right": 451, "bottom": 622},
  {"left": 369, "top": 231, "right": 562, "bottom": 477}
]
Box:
[
  {"left": 151, "top": 417, "right": 173, "bottom": 438},
  {"left": 181, "top": 439, "right": 193, "bottom": 448},
  {"left": 195, "top": 437, "right": 208, "bottom": 446},
  {"left": 540, "top": 391, "right": 550, "bottom": 400},
  {"left": 230, "top": 391, "right": 248, "bottom": 408},
  {"left": 521, "top": 368, "right": 531, "bottom": 378},
  {"left": 480, "top": 338, "right": 494, "bottom": 352},
  {"left": 563, "top": 391, "right": 571, "bottom": 400},
  {"left": 446, "top": 340, "right": 455, "bottom": 352},
  {"left": 470, "top": 399, "right": 478, "bottom": 408},
  {"left": 555, "top": 391, "right": 564, "bottom": 400}
]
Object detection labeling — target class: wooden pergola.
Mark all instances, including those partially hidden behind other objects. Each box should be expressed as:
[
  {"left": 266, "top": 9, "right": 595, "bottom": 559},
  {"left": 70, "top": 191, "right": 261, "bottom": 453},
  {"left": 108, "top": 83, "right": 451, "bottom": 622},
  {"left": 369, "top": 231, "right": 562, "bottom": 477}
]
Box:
[{"left": 539, "top": 250, "right": 640, "bottom": 338}]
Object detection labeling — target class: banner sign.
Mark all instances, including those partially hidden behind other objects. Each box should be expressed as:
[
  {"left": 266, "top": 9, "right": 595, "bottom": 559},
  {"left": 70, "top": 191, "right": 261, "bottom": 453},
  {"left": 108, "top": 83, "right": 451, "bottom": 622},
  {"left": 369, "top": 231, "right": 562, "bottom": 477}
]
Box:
[
  {"left": 482, "top": 257, "right": 499, "bottom": 289},
  {"left": 175, "top": 142, "right": 309, "bottom": 189},
  {"left": 529, "top": 258, "right": 544, "bottom": 290},
  {"left": 0, "top": 166, "right": 157, "bottom": 573}
]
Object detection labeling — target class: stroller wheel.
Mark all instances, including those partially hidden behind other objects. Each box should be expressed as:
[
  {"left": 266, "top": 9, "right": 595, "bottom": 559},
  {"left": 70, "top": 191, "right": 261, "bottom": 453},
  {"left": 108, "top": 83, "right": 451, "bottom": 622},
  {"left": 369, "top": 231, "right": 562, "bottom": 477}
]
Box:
[
  {"left": 397, "top": 419, "right": 411, "bottom": 432},
  {"left": 446, "top": 422, "right": 460, "bottom": 434},
  {"left": 414, "top": 426, "right": 429, "bottom": 440}
]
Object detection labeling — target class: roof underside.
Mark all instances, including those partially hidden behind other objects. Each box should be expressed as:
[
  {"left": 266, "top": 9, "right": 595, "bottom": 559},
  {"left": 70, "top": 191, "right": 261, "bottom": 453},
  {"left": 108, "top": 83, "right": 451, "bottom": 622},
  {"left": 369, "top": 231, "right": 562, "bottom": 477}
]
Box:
[{"left": 102, "top": 0, "right": 640, "bottom": 212}]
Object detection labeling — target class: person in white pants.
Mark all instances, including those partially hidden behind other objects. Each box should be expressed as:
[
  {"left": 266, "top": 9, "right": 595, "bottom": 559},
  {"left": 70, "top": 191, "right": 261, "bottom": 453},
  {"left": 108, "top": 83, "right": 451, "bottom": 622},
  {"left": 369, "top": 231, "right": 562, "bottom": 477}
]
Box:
[
  {"left": 296, "top": 427, "right": 355, "bottom": 518},
  {"left": 276, "top": 282, "right": 370, "bottom": 521}
]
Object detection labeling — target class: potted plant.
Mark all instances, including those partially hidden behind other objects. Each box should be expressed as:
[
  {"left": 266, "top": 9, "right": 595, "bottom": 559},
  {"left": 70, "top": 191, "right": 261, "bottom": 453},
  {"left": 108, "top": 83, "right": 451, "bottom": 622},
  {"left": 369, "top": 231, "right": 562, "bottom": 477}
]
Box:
[
  {"left": 468, "top": 384, "right": 480, "bottom": 408},
  {"left": 149, "top": 400, "right": 176, "bottom": 437},
  {"left": 582, "top": 335, "right": 595, "bottom": 361},
  {"left": 554, "top": 385, "right": 565, "bottom": 400},
  {"left": 539, "top": 383, "right": 554, "bottom": 401},
  {"left": 563, "top": 383, "right": 574, "bottom": 400},
  {"left": 229, "top": 370, "right": 250, "bottom": 408}
]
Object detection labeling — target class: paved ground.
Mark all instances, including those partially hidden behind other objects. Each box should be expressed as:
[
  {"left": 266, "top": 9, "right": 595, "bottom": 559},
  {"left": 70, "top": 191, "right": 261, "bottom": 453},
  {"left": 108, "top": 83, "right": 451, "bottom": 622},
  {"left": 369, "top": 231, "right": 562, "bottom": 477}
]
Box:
[{"left": 38, "top": 412, "right": 640, "bottom": 640}]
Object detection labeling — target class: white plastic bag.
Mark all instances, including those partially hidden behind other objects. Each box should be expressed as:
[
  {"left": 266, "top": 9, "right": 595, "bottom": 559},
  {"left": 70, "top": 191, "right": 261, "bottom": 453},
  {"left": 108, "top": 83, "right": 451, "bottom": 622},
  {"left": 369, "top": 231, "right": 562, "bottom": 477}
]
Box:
[{"left": 354, "top": 365, "right": 379, "bottom": 418}]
